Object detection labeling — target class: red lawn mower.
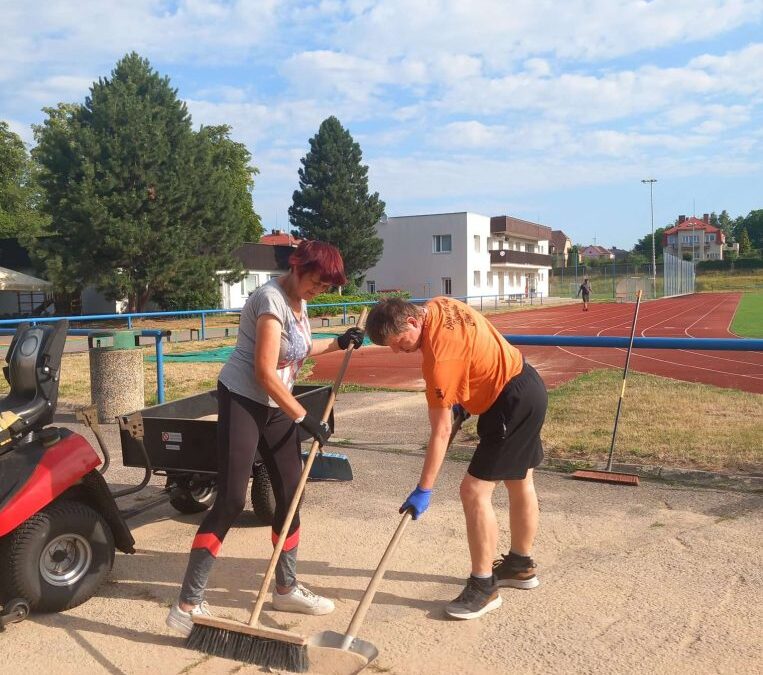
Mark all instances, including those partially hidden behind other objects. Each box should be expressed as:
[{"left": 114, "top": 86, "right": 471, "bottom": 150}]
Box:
[{"left": 0, "top": 320, "right": 135, "bottom": 628}]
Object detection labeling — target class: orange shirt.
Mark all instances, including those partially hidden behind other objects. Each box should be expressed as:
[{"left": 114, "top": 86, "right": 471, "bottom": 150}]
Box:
[{"left": 421, "top": 297, "right": 524, "bottom": 415}]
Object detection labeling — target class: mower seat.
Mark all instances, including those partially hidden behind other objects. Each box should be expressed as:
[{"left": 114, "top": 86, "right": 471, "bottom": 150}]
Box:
[{"left": 1, "top": 320, "right": 68, "bottom": 446}]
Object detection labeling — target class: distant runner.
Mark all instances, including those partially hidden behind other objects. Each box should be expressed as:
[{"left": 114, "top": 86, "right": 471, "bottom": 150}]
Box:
[{"left": 577, "top": 278, "right": 592, "bottom": 311}]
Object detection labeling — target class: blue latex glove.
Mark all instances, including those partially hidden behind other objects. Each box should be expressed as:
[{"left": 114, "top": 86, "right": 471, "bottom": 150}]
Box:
[
  {"left": 452, "top": 403, "right": 471, "bottom": 422},
  {"left": 400, "top": 485, "right": 432, "bottom": 520}
]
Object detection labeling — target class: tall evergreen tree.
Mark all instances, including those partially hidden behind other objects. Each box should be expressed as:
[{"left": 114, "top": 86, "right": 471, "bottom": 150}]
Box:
[
  {"left": 718, "top": 209, "right": 734, "bottom": 242},
  {"left": 737, "top": 227, "right": 752, "bottom": 255},
  {"left": 0, "top": 121, "right": 48, "bottom": 238},
  {"left": 32, "top": 53, "right": 259, "bottom": 311},
  {"left": 289, "top": 116, "right": 385, "bottom": 284},
  {"left": 736, "top": 210, "right": 762, "bottom": 251}
]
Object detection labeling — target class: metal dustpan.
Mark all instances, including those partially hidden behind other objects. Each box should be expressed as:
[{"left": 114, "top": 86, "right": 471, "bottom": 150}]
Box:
[{"left": 307, "top": 631, "right": 378, "bottom": 674}]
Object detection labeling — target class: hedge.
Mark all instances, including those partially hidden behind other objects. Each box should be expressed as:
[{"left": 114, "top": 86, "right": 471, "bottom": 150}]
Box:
[
  {"left": 696, "top": 257, "right": 763, "bottom": 272},
  {"left": 306, "top": 290, "right": 411, "bottom": 318}
]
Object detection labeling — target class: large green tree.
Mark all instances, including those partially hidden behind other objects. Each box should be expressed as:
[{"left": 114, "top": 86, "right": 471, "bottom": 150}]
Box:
[
  {"left": 735, "top": 210, "right": 762, "bottom": 252},
  {"left": 289, "top": 116, "right": 385, "bottom": 284},
  {"left": 633, "top": 227, "right": 666, "bottom": 260},
  {"left": 0, "top": 121, "right": 48, "bottom": 238},
  {"left": 32, "top": 53, "right": 260, "bottom": 311}
]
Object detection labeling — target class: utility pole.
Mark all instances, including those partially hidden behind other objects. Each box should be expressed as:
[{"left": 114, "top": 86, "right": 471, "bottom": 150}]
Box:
[{"left": 641, "top": 178, "right": 657, "bottom": 298}]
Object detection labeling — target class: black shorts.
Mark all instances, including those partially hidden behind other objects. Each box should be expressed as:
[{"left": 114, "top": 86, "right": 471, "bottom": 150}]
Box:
[{"left": 468, "top": 362, "right": 548, "bottom": 481}]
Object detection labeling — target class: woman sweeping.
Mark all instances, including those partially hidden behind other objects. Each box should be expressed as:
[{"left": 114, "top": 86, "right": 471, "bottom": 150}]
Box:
[{"left": 167, "top": 240, "right": 363, "bottom": 636}]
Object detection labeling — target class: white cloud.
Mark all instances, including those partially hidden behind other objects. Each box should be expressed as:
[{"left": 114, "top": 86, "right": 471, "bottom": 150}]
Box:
[{"left": 334, "top": 0, "right": 763, "bottom": 63}]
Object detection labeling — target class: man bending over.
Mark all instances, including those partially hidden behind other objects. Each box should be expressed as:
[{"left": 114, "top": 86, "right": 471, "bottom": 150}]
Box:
[{"left": 365, "top": 297, "right": 548, "bottom": 620}]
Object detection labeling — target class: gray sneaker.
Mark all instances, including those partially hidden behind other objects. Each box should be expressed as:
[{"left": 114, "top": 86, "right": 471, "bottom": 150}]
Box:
[
  {"left": 165, "top": 600, "right": 212, "bottom": 637},
  {"left": 445, "top": 577, "right": 502, "bottom": 620}
]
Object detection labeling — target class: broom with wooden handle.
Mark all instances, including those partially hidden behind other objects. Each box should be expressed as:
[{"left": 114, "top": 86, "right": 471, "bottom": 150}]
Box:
[
  {"left": 572, "top": 291, "right": 642, "bottom": 486},
  {"left": 187, "top": 309, "right": 368, "bottom": 672}
]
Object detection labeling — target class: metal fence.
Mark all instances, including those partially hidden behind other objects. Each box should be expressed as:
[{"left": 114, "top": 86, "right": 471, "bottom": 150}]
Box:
[
  {"left": 663, "top": 251, "right": 695, "bottom": 297},
  {"left": 550, "top": 259, "right": 696, "bottom": 301}
]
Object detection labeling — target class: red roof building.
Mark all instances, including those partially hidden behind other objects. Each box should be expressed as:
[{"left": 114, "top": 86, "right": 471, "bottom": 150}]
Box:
[
  {"left": 663, "top": 214, "right": 725, "bottom": 261},
  {"left": 259, "top": 230, "right": 301, "bottom": 246}
]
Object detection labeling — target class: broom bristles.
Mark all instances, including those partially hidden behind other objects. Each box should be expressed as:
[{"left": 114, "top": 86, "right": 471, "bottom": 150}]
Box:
[{"left": 187, "top": 622, "right": 308, "bottom": 672}]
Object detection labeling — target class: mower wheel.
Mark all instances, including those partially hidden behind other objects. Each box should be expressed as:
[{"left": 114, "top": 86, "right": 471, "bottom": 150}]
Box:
[
  {"left": 251, "top": 463, "right": 275, "bottom": 526},
  {"left": 168, "top": 478, "right": 217, "bottom": 514},
  {"left": 0, "top": 500, "right": 114, "bottom": 612}
]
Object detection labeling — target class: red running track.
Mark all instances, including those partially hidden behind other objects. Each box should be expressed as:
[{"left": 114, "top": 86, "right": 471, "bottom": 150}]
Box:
[{"left": 308, "top": 293, "right": 763, "bottom": 395}]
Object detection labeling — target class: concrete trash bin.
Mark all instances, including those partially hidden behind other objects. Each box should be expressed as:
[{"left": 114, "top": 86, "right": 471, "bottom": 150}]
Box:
[{"left": 88, "top": 330, "right": 144, "bottom": 423}]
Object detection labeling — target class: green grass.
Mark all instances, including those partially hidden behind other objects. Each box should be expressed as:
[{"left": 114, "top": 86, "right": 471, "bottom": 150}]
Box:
[
  {"left": 695, "top": 270, "right": 763, "bottom": 292},
  {"left": 731, "top": 291, "right": 763, "bottom": 337},
  {"left": 459, "top": 368, "right": 763, "bottom": 473}
]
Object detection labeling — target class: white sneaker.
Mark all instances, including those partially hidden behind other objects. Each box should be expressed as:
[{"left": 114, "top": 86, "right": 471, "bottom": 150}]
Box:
[
  {"left": 272, "top": 584, "right": 335, "bottom": 615},
  {"left": 165, "top": 600, "right": 213, "bottom": 637}
]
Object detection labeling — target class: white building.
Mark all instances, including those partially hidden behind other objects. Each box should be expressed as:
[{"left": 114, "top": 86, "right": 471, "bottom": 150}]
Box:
[
  {"left": 219, "top": 243, "right": 290, "bottom": 309},
  {"left": 364, "top": 212, "right": 552, "bottom": 300}
]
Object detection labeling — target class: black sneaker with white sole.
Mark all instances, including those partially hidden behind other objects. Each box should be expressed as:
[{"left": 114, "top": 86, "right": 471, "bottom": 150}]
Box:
[
  {"left": 445, "top": 576, "right": 502, "bottom": 620},
  {"left": 492, "top": 552, "right": 539, "bottom": 589}
]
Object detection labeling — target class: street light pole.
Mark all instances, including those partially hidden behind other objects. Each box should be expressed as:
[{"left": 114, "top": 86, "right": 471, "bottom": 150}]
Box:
[{"left": 641, "top": 178, "right": 657, "bottom": 298}]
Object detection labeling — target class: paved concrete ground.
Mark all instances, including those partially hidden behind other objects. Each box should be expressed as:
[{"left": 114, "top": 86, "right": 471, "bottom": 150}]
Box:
[{"left": 1, "top": 391, "right": 761, "bottom": 674}]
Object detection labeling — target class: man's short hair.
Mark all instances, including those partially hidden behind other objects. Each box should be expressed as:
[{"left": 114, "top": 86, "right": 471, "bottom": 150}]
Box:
[{"left": 366, "top": 297, "right": 422, "bottom": 345}]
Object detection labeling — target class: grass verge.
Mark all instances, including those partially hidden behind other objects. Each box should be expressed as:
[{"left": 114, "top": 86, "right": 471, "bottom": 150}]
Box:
[
  {"left": 730, "top": 291, "right": 763, "bottom": 338},
  {"left": 459, "top": 368, "right": 762, "bottom": 473}
]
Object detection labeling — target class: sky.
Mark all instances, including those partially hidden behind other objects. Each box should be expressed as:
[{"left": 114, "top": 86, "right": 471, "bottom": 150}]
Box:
[{"left": 1, "top": 0, "right": 762, "bottom": 250}]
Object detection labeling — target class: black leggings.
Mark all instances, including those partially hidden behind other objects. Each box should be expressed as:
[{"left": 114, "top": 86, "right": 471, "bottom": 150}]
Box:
[
  {"left": 193, "top": 383, "right": 302, "bottom": 551},
  {"left": 179, "top": 383, "right": 303, "bottom": 603}
]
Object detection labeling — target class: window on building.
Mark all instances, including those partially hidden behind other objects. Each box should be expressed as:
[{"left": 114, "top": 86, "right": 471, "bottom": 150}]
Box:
[
  {"left": 268, "top": 273, "right": 281, "bottom": 280},
  {"left": 367, "top": 280, "right": 376, "bottom": 293},
  {"left": 474, "top": 270, "right": 480, "bottom": 287},
  {"left": 474, "top": 235, "right": 480, "bottom": 252},
  {"left": 487, "top": 271, "right": 493, "bottom": 286},
  {"left": 433, "top": 234, "right": 452, "bottom": 253},
  {"left": 442, "top": 277, "right": 452, "bottom": 295},
  {"left": 242, "top": 273, "right": 260, "bottom": 295}
]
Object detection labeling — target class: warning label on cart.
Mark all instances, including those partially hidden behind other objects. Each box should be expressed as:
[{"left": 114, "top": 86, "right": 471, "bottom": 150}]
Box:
[{"left": 162, "top": 431, "right": 182, "bottom": 443}]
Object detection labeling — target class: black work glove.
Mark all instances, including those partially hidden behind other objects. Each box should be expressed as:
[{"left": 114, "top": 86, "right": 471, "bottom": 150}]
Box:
[
  {"left": 337, "top": 327, "right": 364, "bottom": 350},
  {"left": 297, "top": 414, "right": 332, "bottom": 446}
]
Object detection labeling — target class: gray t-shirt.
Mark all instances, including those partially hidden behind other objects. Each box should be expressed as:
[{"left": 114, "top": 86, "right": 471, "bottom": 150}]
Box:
[{"left": 218, "top": 278, "right": 312, "bottom": 407}]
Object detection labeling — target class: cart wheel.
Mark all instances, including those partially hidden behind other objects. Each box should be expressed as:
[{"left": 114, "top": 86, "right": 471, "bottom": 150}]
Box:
[
  {"left": 0, "top": 598, "right": 30, "bottom": 627},
  {"left": 169, "top": 479, "right": 217, "bottom": 514},
  {"left": 0, "top": 500, "right": 114, "bottom": 612},
  {"left": 251, "top": 463, "right": 275, "bottom": 526},
  {"left": 250, "top": 463, "right": 305, "bottom": 526}
]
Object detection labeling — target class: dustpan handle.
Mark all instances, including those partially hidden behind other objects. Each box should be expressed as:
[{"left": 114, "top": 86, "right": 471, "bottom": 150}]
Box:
[
  {"left": 341, "top": 412, "right": 467, "bottom": 648},
  {"left": 342, "top": 510, "right": 412, "bottom": 645},
  {"left": 248, "top": 308, "right": 368, "bottom": 627}
]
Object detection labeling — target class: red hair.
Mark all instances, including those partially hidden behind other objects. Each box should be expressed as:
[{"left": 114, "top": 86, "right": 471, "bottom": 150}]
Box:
[{"left": 288, "top": 240, "right": 347, "bottom": 287}]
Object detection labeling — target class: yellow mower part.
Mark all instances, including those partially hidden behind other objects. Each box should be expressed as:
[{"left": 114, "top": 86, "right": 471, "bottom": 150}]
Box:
[{"left": 0, "top": 411, "right": 22, "bottom": 446}]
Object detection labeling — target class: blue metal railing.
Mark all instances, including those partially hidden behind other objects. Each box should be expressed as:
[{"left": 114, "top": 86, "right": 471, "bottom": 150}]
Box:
[
  {"left": 504, "top": 335, "right": 763, "bottom": 351},
  {"left": 0, "top": 327, "right": 169, "bottom": 404},
  {"left": 8, "top": 293, "right": 759, "bottom": 408}
]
